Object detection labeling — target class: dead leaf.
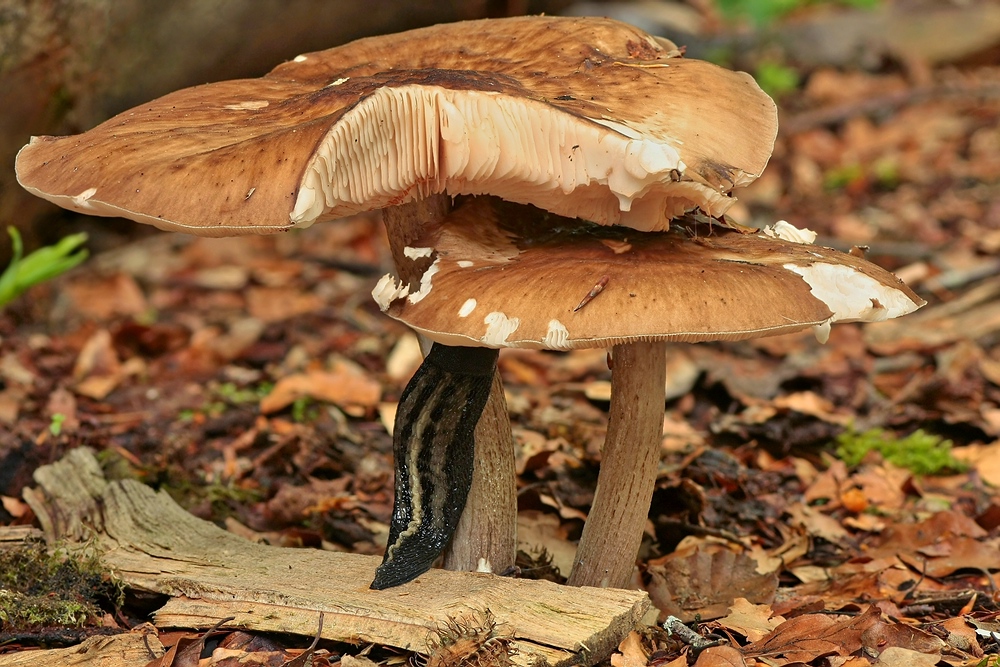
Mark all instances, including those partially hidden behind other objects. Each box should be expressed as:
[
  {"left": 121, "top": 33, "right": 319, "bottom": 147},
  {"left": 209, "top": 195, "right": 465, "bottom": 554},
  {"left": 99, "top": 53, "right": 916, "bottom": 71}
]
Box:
[
  {"left": 246, "top": 286, "right": 323, "bottom": 323},
  {"left": 692, "top": 645, "right": 745, "bottom": 667},
  {"left": 952, "top": 441, "right": 1000, "bottom": 486},
  {"left": 716, "top": 598, "right": 785, "bottom": 643},
  {"left": 61, "top": 273, "right": 148, "bottom": 321},
  {"left": 786, "top": 504, "right": 852, "bottom": 546},
  {"left": 872, "top": 646, "right": 940, "bottom": 666},
  {"left": 646, "top": 539, "right": 779, "bottom": 622},
  {"left": 73, "top": 329, "right": 124, "bottom": 400},
  {"left": 611, "top": 631, "right": 648, "bottom": 667},
  {"left": 261, "top": 358, "right": 380, "bottom": 413}
]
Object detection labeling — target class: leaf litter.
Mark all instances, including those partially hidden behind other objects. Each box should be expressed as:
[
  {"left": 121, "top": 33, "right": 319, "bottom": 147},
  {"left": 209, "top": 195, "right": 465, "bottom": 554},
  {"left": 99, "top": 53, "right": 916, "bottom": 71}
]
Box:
[{"left": 2, "top": 4, "right": 1000, "bottom": 666}]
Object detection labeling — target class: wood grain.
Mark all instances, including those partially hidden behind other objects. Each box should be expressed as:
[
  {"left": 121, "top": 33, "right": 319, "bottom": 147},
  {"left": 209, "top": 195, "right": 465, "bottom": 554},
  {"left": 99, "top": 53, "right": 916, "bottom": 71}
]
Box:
[{"left": 24, "top": 448, "right": 648, "bottom": 666}]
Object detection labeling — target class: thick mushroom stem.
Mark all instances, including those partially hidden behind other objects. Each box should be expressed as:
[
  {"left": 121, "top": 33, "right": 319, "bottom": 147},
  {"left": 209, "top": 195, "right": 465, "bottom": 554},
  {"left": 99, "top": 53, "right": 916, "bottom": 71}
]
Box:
[
  {"left": 567, "top": 341, "right": 667, "bottom": 588},
  {"left": 380, "top": 196, "right": 516, "bottom": 581}
]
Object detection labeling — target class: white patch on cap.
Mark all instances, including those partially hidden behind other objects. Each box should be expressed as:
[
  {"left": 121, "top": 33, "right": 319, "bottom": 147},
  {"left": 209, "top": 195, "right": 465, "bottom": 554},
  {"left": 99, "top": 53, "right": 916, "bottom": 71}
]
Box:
[
  {"left": 328, "top": 77, "right": 350, "bottom": 87},
  {"left": 482, "top": 312, "right": 519, "bottom": 346},
  {"left": 458, "top": 298, "right": 477, "bottom": 317},
  {"left": 293, "top": 54, "right": 308, "bottom": 62},
  {"left": 407, "top": 259, "right": 440, "bottom": 304},
  {"left": 812, "top": 321, "right": 832, "bottom": 344},
  {"left": 403, "top": 246, "right": 433, "bottom": 260},
  {"left": 457, "top": 260, "right": 474, "bottom": 268},
  {"left": 764, "top": 220, "right": 817, "bottom": 244},
  {"left": 71, "top": 187, "right": 98, "bottom": 210},
  {"left": 543, "top": 319, "right": 570, "bottom": 349},
  {"left": 372, "top": 274, "right": 409, "bottom": 311},
  {"left": 784, "top": 262, "right": 920, "bottom": 326},
  {"left": 223, "top": 101, "right": 269, "bottom": 110}
]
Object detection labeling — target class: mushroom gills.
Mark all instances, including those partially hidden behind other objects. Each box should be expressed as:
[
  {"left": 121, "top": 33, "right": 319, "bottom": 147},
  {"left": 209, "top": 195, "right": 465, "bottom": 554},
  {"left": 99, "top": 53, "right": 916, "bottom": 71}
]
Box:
[{"left": 371, "top": 343, "right": 498, "bottom": 589}]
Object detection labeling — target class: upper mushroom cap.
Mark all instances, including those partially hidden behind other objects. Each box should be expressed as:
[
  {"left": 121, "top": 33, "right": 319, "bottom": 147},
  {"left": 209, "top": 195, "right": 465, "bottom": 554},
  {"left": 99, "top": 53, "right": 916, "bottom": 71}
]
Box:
[
  {"left": 15, "top": 16, "right": 777, "bottom": 236},
  {"left": 374, "top": 198, "right": 925, "bottom": 349}
]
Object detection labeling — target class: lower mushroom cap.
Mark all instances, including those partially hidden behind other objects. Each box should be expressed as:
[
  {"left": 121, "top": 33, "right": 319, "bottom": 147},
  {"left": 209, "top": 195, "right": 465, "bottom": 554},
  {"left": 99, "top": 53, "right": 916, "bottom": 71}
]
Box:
[{"left": 374, "top": 198, "right": 924, "bottom": 349}]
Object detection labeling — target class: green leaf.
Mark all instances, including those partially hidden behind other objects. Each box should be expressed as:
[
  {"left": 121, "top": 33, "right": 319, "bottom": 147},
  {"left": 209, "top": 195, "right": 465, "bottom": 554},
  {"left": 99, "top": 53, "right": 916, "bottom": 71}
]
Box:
[{"left": 0, "top": 228, "right": 89, "bottom": 308}]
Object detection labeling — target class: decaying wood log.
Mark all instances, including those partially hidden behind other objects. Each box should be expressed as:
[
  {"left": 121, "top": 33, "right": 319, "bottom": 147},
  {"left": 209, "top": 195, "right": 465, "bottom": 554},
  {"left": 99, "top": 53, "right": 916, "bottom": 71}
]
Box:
[
  {"left": 22, "top": 448, "right": 649, "bottom": 667},
  {"left": 0, "top": 625, "right": 164, "bottom": 667}
]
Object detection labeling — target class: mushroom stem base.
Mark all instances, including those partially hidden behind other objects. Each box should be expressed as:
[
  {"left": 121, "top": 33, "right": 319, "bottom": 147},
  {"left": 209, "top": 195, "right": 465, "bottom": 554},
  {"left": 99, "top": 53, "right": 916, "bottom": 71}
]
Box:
[
  {"left": 567, "top": 341, "right": 667, "bottom": 589},
  {"left": 371, "top": 343, "right": 498, "bottom": 590},
  {"left": 443, "top": 367, "right": 516, "bottom": 574}
]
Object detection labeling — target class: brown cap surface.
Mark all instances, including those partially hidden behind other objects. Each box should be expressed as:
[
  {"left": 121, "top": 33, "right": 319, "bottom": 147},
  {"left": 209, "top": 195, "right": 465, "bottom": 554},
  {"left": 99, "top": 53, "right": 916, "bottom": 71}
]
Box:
[
  {"left": 16, "top": 16, "right": 776, "bottom": 236},
  {"left": 374, "top": 198, "right": 925, "bottom": 349}
]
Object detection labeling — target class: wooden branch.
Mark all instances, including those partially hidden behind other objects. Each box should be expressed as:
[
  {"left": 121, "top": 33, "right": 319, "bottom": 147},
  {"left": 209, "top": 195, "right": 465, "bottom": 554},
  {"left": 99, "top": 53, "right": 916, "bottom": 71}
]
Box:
[{"left": 23, "top": 448, "right": 648, "bottom": 667}]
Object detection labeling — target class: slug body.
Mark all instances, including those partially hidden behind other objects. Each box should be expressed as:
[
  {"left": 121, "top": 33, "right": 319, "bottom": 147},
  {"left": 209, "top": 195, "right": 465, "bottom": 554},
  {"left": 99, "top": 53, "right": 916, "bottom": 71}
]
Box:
[{"left": 371, "top": 343, "right": 498, "bottom": 589}]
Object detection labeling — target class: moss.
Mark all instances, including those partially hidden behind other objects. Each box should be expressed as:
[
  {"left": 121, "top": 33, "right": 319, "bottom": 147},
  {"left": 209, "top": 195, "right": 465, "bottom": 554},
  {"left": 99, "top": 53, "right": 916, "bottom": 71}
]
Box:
[
  {"left": 0, "top": 542, "right": 123, "bottom": 631},
  {"left": 835, "top": 428, "right": 968, "bottom": 475}
]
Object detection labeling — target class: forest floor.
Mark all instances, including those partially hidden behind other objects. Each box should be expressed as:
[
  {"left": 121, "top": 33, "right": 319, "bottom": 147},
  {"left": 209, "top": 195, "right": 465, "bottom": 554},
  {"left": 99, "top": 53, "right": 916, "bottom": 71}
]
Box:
[{"left": 1, "top": 2, "right": 999, "bottom": 666}]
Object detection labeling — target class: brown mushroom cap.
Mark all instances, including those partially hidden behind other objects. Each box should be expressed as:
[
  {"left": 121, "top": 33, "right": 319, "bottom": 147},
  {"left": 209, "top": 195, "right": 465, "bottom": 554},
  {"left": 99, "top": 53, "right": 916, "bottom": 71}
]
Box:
[
  {"left": 15, "top": 16, "right": 776, "bottom": 236},
  {"left": 374, "top": 198, "right": 925, "bottom": 349}
]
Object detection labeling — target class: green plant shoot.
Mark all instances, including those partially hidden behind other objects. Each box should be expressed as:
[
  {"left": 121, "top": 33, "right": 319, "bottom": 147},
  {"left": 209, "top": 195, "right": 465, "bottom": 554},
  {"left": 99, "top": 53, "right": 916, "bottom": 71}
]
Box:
[{"left": 0, "top": 227, "right": 89, "bottom": 308}]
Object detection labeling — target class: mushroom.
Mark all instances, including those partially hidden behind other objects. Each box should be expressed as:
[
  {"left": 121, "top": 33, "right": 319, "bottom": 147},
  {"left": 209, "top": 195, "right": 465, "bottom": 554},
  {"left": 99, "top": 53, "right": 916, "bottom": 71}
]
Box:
[
  {"left": 375, "top": 196, "right": 924, "bottom": 587},
  {"left": 17, "top": 15, "right": 800, "bottom": 588}
]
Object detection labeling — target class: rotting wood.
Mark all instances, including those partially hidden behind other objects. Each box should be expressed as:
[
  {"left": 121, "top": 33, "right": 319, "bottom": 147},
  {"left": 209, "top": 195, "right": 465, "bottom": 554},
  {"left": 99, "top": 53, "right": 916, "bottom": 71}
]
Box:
[
  {"left": 23, "top": 448, "right": 648, "bottom": 667},
  {"left": 0, "top": 625, "right": 164, "bottom": 667}
]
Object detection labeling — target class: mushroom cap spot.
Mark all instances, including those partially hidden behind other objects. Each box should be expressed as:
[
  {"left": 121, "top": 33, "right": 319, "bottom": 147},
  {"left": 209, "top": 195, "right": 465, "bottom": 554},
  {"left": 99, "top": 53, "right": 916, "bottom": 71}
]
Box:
[
  {"left": 372, "top": 274, "right": 408, "bottom": 312},
  {"left": 223, "top": 101, "right": 269, "bottom": 110},
  {"left": 14, "top": 15, "right": 777, "bottom": 237},
  {"left": 812, "top": 321, "right": 832, "bottom": 344},
  {"left": 458, "top": 298, "right": 477, "bottom": 318},
  {"left": 403, "top": 246, "right": 434, "bottom": 260},
  {"left": 406, "top": 258, "right": 440, "bottom": 305},
  {"left": 763, "top": 220, "right": 817, "bottom": 244},
  {"left": 782, "top": 263, "right": 921, "bottom": 323},
  {"left": 72, "top": 187, "right": 99, "bottom": 210},
  {"left": 379, "top": 198, "right": 924, "bottom": 349},
  {"left": 483, "top": 312, "right": 520, "bottom": 346},
  {"left": 457, "top": 260, "right": 474, "bottom": 268}
]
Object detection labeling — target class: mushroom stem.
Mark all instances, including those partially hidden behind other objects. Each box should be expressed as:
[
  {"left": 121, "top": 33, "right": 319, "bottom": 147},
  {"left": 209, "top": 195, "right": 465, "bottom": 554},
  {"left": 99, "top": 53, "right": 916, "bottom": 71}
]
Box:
[
  {"left": 380, "top": 196, "right": 517, "bottom": 582},
  {"left": 443, "top": 367, "right": 516, "bottom": 575},
  {"left": 567, "top": 341, "right": 667, "bottom": 588},
  {"left": 371, "top": 343, "right": 498, "bottom": 589}
]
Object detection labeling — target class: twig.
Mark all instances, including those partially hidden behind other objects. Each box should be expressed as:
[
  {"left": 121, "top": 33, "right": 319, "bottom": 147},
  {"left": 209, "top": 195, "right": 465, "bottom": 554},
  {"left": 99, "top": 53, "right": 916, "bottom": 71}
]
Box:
[{"left": 662, "top": 616, "right": 726, "bottom": 655}]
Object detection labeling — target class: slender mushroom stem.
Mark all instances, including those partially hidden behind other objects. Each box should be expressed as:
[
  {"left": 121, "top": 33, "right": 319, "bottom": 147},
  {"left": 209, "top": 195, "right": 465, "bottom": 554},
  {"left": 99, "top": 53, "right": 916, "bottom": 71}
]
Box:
[
  {"left": 378, "top": 196, "right": 516, "bottom": 584},
  {"left": 567, "top": 341, "right": 667, "bottom": 588}
]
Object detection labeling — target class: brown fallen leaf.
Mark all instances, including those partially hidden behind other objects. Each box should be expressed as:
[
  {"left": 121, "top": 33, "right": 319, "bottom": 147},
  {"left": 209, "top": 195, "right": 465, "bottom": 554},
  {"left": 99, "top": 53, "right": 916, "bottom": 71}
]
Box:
[
  {"left": 60, "top": 273, "right": 149, "bottom": 321},
  {"left": 692, "top": 645, "right": 745, "bottom": 667},
  {"left": 611, "top": 631, "right": 648, "bottom": 667},
  {"left": 261, "top": 358, "right": 381, "bottom": 413},
  {"left": 872, "top": 646, "right": 940, "bottom": 666},
  {"left": 73, "top": 329, "right": 124, "bottom": 400},
  {"left": 646, "top": 539, "right": 779, "bottom": 622},
  {"left": 716, "top": 598, "right": 785, "bottom": 643}
]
